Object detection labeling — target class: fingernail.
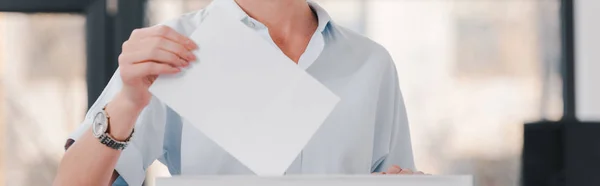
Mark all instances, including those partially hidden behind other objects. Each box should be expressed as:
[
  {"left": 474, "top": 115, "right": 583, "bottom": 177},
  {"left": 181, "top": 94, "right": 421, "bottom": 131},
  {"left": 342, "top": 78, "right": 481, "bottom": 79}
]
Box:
[
  {"left": 180, "top": 59, "right": 188, "bottom": 67},
  {"left": 187, "top": 53, "right": 196, "bottom": 61},
  {"left": 187, "top": 40, "right": 198, "bottom": 49}
]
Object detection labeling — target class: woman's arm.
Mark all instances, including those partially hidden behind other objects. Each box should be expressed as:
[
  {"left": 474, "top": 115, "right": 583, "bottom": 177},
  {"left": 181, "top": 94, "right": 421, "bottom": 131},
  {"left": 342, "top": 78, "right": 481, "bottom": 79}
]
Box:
[
  {"left": 54, "top": 94, "right": 142, "bottom": 186},
  {"left": 54, "top": 25, "right": 196, "bottom": 186},
  {"left": 371, "top": 48, "right": 418, "bottom": 174}
]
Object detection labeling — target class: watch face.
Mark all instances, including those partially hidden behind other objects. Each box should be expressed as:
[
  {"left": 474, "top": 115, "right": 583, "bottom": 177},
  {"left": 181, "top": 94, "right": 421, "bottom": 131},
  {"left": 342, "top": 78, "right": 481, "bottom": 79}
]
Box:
[{"left": 92, "top": 111, "right": 108, "bottom": 137}]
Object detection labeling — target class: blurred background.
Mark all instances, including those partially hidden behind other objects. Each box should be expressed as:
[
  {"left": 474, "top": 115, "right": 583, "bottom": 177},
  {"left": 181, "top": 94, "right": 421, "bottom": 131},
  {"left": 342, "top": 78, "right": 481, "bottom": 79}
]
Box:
[{"left": 0, "top": 0, "right": 587, "bottom": 185}]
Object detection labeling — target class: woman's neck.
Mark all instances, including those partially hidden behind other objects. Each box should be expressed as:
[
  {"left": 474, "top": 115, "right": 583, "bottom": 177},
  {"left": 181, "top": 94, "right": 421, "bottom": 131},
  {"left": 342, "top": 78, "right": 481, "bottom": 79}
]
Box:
[
  {"left": 234, "top": 0, "right": 317, "bottom": 36},
  {"left": 234, "top": 0, "right": 318, "bottom": 63}
]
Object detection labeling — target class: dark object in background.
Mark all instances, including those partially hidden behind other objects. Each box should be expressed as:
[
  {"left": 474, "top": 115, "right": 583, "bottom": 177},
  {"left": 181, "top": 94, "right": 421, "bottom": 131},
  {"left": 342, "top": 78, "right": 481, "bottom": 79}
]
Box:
[
  {"left": 522, "top": 121, "right": 564, "bottom": 186},
  {"left": 522, "top": 121, "right": 600, "bottom": 186},
  {"left": 564, "top": 122, "right": 600, "bottom": 186}
]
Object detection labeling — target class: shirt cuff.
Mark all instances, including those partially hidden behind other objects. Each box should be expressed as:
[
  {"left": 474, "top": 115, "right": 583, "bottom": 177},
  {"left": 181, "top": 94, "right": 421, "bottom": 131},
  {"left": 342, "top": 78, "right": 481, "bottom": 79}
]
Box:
[{"left": 115, "top": 144, "right": 146, "bottom": 186}]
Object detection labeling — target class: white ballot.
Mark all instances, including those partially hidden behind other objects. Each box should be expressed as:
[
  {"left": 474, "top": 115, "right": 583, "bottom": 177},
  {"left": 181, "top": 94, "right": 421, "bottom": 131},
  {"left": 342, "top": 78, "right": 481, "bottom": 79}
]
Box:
[
  {"left": 149, "top": 7, "right": 340, "bottom": 176},
  {"left": 156, "top": 175, "right": 473, "bottom": 186}
]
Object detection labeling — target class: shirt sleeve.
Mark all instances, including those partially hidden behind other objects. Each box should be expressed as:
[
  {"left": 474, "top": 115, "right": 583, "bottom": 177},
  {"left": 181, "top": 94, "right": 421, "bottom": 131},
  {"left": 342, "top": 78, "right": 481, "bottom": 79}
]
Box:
[
  {"left": 67, "top": 68, "right": 168, "bottom": 186},
  {"left": 371, "top": 54, "right": 416, "bottom": 173}
]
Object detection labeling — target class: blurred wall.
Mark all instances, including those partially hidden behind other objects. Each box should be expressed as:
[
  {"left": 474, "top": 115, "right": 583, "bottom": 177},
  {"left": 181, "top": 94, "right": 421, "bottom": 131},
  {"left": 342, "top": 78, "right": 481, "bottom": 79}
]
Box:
[
  {"left": 575, "top": 0, "right": 600, "bottom": 121},
  {"left": 0, "top": 13, "right": 87, "bottom": 186},
  {"left": 367, "top": 2, "right": 561, "bottom": 185}
]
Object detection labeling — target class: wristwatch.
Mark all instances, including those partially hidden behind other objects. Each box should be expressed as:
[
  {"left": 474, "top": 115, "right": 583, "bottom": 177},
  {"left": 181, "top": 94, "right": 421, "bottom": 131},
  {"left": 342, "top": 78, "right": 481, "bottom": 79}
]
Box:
[{"left": 91, "top": 104, "right": 134, "bottom": 150}]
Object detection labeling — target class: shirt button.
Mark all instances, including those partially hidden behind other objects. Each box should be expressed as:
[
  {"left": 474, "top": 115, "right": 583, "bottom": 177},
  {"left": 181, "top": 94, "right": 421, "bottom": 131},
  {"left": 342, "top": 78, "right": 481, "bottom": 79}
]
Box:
[{"left": 248, "top": 21, "right": 256, "bottom": 28}]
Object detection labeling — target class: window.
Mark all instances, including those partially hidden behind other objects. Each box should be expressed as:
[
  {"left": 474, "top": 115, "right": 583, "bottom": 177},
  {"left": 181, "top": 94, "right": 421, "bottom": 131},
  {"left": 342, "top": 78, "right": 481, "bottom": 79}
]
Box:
[{"left": 366, "top": 1, "right": 562, "bottom": 186}]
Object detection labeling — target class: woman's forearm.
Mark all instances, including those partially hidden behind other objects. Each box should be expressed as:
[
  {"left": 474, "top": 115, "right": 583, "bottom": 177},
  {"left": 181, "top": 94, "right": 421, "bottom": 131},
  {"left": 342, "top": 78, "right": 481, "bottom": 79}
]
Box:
[
  {"left": 54, "top": 93, "right": 143, "bottom": 186},
  {"left": 54, "top": 130, "right": 122, "bottom": 186}
]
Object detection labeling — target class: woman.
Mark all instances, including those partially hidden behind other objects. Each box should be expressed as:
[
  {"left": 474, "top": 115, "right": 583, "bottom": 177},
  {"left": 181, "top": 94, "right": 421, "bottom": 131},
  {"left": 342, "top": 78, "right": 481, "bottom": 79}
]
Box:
[{"left": 54, "top": 0, "right": 418, "bottom": 185}]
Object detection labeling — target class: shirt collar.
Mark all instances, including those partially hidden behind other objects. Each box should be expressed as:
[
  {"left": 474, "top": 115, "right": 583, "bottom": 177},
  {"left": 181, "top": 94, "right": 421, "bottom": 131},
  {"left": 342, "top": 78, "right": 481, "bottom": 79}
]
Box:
[
  {"left": 307, "top": 0, "right": 331, "bottom": 32},
  {"left": 212, "top": 0, "right": 331, "bottom": 33}
]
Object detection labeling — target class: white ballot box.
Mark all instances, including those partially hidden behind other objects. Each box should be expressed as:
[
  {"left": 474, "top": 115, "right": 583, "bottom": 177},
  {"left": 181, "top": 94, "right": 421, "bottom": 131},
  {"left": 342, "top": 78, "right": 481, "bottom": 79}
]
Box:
[{"left": 156, "top": 175, "right": 473, "bottom": 186}]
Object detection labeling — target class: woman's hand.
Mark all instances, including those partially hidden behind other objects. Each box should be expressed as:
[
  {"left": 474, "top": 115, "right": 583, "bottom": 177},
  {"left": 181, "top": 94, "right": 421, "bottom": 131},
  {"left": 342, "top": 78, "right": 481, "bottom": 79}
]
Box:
[
  {"left": 109, "top": 25, "right": 198, "bottom": 139},
  {"left": 372, "top": 165, "right": 428, "bottom": 175},
  {"left": 119, "top": 25, "right": 198, "bottom": 110}
]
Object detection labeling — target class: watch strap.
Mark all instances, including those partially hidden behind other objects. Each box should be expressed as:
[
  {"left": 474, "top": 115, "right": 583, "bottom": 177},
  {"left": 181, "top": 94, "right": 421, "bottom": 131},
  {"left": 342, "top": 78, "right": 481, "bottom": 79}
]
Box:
[{"left": 98, "top": 128, "right": 134, "bottom": 150}]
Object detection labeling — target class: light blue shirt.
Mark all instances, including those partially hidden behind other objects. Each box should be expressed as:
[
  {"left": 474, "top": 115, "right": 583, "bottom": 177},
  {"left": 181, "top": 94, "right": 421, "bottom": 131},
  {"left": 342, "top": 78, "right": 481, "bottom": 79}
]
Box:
[{"left": 69, "top": 0, "right": 415, "bottom": 185}]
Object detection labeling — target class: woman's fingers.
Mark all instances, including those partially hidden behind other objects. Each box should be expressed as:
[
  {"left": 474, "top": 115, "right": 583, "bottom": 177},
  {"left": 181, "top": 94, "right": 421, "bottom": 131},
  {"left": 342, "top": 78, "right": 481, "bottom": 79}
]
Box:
[
  {"left": 398, "top": 169, "right": 414, "bottom": 174},
  {"left": 121, "top": 31, "right": 198, "bottom": 68},
  {"left": 120, "top": 25, "right": 199, "bottom": 78},
  {"left": 385, "top": 165, "right": 402, "bottom": 174},
  {"left": 133, "top": 62, "right": 181, "bottom": 77},
  {"left": 130, "top": 25, "right": 197, "bottom": 50},
  {"left": 381, "top": 165, "right": 429, "bottom": 175},
  {"left": 123, "top": 25, "right": 198, "bottom": 68},
  {"left": 135, "top": 37, "right": 196, "bottom": 62},
  {"left": 120, "top": 49, "right": 188, "bottom": 67}
]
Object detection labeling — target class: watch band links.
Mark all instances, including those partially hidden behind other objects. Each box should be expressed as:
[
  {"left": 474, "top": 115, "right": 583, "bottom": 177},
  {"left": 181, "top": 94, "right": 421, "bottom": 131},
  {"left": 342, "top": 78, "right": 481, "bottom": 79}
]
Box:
[{"left": 98, "top": 129, "right": 134, "bottom": 150}]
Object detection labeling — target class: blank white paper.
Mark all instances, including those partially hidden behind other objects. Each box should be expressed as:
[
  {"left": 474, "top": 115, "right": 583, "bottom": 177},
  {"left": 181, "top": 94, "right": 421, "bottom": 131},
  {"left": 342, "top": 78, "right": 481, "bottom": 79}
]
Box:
[{"left": 149, "top": 7, "right": 340, "bottom": 176}]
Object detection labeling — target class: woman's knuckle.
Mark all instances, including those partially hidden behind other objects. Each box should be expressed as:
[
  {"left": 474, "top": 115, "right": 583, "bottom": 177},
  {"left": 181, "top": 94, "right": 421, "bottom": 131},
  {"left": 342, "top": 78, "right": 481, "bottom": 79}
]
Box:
[
  {"left": 130, "top": 28, "right": 142, "bottom": 37},
  {"left": 118, "top": 54, "right": 126, "bottom": 63},
  {"left": 121, "top": 40, "right": 130, "bottom": 49},
  {"left": 156, "top": 26, "right": 170, "bottom": 36},
  {"left": 168, "top": 53, "right": 179, "bottom": 62}
]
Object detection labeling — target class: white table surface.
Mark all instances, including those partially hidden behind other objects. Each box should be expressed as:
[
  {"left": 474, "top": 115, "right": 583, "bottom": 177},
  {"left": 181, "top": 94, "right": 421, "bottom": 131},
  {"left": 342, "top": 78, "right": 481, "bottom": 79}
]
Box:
[{"left": 156, "top": 175, "right": 473, "bottom": 186}]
